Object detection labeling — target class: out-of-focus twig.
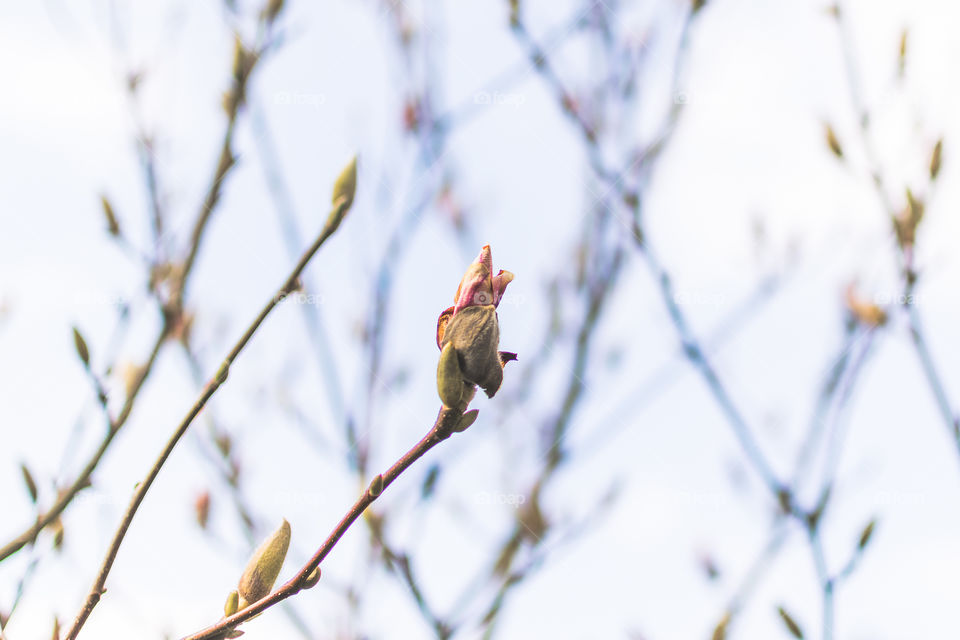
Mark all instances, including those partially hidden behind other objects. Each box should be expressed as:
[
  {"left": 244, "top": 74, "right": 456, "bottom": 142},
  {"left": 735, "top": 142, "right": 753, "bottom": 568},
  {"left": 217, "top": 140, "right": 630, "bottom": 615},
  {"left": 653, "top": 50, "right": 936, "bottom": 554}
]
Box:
[{"left": 64, "top": 195, "right": 352, "bottom": 639}]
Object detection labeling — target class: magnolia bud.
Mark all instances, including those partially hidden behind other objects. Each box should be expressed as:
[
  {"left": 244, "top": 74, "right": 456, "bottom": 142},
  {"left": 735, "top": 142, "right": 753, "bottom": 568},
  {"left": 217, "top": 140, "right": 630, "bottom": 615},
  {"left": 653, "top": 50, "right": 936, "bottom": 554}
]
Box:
[
  {"left": 437, "top": 342, "right": 464, "bottom": 408},
  {"left": 237, "top": 519, "right": 291, "bottom": 608},
  {"left": 441, "top": 305, "right": 503, "bottom": 398},
  {"left": 332, "top": 156, "right": 357, "bottom": 210}
]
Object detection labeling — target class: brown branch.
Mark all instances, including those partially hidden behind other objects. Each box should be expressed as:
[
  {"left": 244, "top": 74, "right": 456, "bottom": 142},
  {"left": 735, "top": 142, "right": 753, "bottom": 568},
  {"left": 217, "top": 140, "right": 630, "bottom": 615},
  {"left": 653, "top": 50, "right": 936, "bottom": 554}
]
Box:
[
  {"left": 63, "top": 199, "right": 351, "bottom": 640},
  {"left": 180, "top": 405, "right": 467, "bottom": 640}
]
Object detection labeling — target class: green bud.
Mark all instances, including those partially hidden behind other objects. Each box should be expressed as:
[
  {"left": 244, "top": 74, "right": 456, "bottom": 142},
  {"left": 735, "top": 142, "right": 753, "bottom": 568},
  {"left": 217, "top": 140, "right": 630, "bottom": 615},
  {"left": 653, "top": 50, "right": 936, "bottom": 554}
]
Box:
[
  {"left": 441, "top": 305, "right": 503, "bottom": 398},
  {"left": 331, "top": 156, "right": 357, "bottom": 210},
  {"left": 437, "top": 342, "right": 464, "bottom": 408},
  {"left": 237, "top": 519, "right": 291, "bottom": 608},
  {"left": 454, "top": 409, "right": 479, "bottom": 433},
  {"left": 20, "top": 463, "right": 38, "bottom": 504},
  {"left": 101, "top": 195, "right": 120, "bottom": 236},
  {"left": 302, "top": 567, "right": 321, "bottom": 589},
  {"left": 215, "top": 361, "right": 230, "bottom": 385},
  {"left": 857, "top": 519, "right": 876, "bottom": 550},
  {"left": 777, "top": 606, "right": 804, "bottom": 639},
  {"left": 224, "top": 589, "right": 239, "bottom": 617},
  {"left": 824, "top": 123, "right": 843, "bottom": 159},
  {"left": 368, "top": 474, "right": 384, "bottom": 498},
  {"left": 930, "top": 138, "right": 943, "bottom": 181},
  {"left": 72, "top": 327, "right": 90, "bottom": 368}
]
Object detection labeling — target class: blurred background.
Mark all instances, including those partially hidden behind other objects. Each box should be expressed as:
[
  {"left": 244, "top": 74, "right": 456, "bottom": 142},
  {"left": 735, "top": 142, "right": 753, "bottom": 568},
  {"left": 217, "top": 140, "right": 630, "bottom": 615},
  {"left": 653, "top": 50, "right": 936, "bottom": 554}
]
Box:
[{"left": 1, "top": 0, "right": 959, "bottom": 638}]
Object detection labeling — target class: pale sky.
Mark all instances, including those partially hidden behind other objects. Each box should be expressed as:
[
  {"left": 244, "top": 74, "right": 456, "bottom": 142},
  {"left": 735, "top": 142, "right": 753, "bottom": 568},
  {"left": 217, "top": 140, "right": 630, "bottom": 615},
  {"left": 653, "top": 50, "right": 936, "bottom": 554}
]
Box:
[{"left": 1, "top": 0, "right": 959, "bottom": 638}]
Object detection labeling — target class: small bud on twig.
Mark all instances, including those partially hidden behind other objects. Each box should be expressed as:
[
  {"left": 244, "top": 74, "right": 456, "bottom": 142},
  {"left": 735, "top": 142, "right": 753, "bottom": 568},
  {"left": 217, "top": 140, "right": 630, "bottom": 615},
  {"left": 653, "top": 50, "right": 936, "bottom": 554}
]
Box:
[
  {"left": 930, "top": 138, "right": 943, "bottom": 181},
  {"left": 777, "top": 605, "right": 804, "bottom": 639},
  {"left": 72, "top": 327, "right": 91, "bottom": 368},
  {"left": 844, "top": 284, "right": 887, "bottom": 327},
  {"left": 857, "top": 518, "right": 877, "bottom": 550},
  {"left": 897, "top": 29, "right": 907, "bottom": 78},
  {"left": 100, "top": 195, "right": 120, "bottom": 236},
  {"left": 195, "top": 491, "right": 211, "bottom": 530},
  {"left": 21, "top": 463, "right": 38, "bottom": 504},
  {"left": 824, "top": 123, "right": 844, "bottom": 159},
  {"left": 224, "top": 590, "right": 239, "bottom": 617},
  {"left": 367, "top": 474, "right": 384, "bottom": 498},
  {"left": 302, "top": 567, "right": 321, "bottom": 589},
  {"left": 454, "top": 409, "right": 479, "bottom": 432},
  {"left": 51, "top": 518, "right": 65, "bottom": 551},
  {"left": 331, "top": 156, "right": 358, "bottom": 211}
]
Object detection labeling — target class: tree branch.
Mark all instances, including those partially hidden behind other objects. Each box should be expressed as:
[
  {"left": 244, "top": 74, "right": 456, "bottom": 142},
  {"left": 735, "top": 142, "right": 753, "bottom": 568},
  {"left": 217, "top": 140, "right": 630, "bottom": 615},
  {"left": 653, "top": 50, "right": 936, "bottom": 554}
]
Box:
[
  {"left": 63, "top": 199, "right": 351, "bottom": 640},
  {"left": 180, "top": 405, "right": 467, "bottom": 640}
]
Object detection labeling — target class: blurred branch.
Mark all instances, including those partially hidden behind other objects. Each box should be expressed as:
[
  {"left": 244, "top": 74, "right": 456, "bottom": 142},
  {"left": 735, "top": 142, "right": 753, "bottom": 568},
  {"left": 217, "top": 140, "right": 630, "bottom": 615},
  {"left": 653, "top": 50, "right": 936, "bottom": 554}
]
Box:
[
  {"left": 0, "top": 12, "right": 274, "bottom": 570},
  {"left": 634, "top": 239, "right": 786, "bottom": 498},
  {"left": 64, "top": 196, "right": 352, "bottom": 640},
  {"left": 0, "top": 330, "right": 165, "bottom": 564},
  {"left": 833, "top": 3, "right": 960, "bottom": 456},
  {"left": 250, "top": 100, "right": 348, "bottom": 434}
]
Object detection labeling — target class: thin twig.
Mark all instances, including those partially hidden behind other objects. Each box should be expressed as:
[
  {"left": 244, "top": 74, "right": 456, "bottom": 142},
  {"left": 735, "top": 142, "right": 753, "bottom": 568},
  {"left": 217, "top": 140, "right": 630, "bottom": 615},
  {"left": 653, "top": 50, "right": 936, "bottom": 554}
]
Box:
[
  {"left": 180, "top": 405, "right": 468, "bottom": 640},
  {"left": 63, "top": 199, "right": 350, "bottom": 640},
  {"left": 0, "top": 330, "right": 166, "bottom": 563}
]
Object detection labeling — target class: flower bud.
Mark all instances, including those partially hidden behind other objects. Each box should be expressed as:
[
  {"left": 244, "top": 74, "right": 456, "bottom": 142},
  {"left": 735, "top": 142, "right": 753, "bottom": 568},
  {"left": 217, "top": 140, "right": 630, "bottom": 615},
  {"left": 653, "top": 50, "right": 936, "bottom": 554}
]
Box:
[
  {"left": 824, "top": 123, "right": 843, "bottom": 159},
  {"left": 332, "top": 156, "right": 357, "bottom": 210},
  {"left": 368, "top": 474, "right": 384, "bottom": 498},
  {"left": 302, "top": 567, "right": 321, "bottom": 589},
  {"left": 72, "top": 327, "right": 90, "bottom": 368},
  {"left": 441, "top": 305, "right": 503, "bottom": 398},
  {"left": 20, "top": 463, "right": 38, "bottom": 504},
  {"left": 224, "top": 590, "right": 239, "bottom": 617},
  {"left": 101, "top": 195, "right": 120, "bottom": 236},
  {"left": 237, "top": 519, "right": 291, "bottom": 608},
  {"left": 930, "top": 138, "right": 943, "bottom": 181},
  {"left": 453, "top": 409, "right": 479, "bottom": 432},
  {"left": 437, "top": 342, "right": 464, "bottom": 408}
]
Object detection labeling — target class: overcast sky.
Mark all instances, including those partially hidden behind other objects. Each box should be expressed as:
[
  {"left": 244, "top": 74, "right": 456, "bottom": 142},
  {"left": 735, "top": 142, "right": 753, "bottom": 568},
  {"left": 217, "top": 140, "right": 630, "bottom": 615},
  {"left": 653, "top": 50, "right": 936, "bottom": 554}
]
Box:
[{"left": 1, "top": 0, "right": 959, "bottom": 638}]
